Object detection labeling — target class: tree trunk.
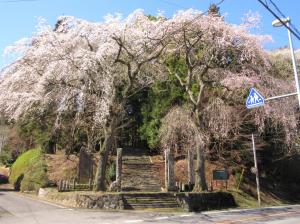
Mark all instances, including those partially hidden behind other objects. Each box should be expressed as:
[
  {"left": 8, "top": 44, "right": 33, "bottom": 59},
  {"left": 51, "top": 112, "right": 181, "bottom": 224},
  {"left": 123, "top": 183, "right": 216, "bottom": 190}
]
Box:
[
  {"left": 94, "top": 146, "right": 110, "bottom": 191},
  {"left": 188, "top": 149, "right": 195, "bottom": 184},
  {"left": 94, "top": 115, "right": 118, "bottom": 191},
  {"left": 195, "top": 145, "right": 208, "bottom": 191},
  {"left": 193, "top": 108, "right": 208, "bottom": 191}
]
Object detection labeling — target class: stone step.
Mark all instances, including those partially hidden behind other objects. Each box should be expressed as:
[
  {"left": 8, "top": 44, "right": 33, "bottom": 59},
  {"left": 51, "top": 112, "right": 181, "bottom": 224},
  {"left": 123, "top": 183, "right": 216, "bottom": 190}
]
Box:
[
  {"left": 122, "top": 162, "right": 153, "bottom": 166},
  {"left": 123, "top": 176, "right": 158, "bottom": 178},
  {"left": 124, "top": 205, "right": 180, "bottom": 209},
  {"left": 122, "top": 177, "right": 159, "bottom": 180},
  {"left": 125, "top": 201, "right": 178, "bottom": 204},
  {"left": 122, "top": 193, "right": 181, "bottom": 209},
  {"left": 121, "top": 148, "right": 162, "bottom": 192},
  {"left": 123, "top": 167, "right": 156, "bottom": 170},
  {"left": 123, "top": 172, "right": 157, "bottom": 175},
  {"left": 125, "top": 199, "right": 177, "bottom": 202},
  {"left": 123, "top": 164, "right": 152, "bottom": 166},
  {"left": 122, "top": 187, "right": 162, "bottom": 191},
  {"left": 122, "top": 171, "right": 158, "bottom": 174},
  {"left": 122, "top": 186, "right": 161, "bottom": 189},
  {"left": 122, "top": 182, "right": 161, "bottom": 185},
  {"left": 122, "top": 180, "right": 160, "bottom": 183},
  {"left": 122, "top": 181, "right": 161, "bottom": 186},
  {"left": 125, "top": 201, "right": 178, "bottom": 205},
  {"left": 122, "top": 179, "right": 160, "bottom": 182}
]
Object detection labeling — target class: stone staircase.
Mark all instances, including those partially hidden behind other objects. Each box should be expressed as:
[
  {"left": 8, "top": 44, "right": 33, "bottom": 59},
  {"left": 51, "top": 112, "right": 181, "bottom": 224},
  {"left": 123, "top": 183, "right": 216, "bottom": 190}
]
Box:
[
  {"left": 121, "top": 148, "right": 162, "bottom": 192},
  {"left": 122, "top": 193, "right": 181, "bottom": 210}
]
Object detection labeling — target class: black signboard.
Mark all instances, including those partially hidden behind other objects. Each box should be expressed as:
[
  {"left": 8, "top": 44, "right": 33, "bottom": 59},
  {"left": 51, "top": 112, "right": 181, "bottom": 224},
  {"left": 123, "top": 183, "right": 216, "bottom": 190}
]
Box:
[{"left": 213, "top": 170, "right": 229, "bottom": 180}]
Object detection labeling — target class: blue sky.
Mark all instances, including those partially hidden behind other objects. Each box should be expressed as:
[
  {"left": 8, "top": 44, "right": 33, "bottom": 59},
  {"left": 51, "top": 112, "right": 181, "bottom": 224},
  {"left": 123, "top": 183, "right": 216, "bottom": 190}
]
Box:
[{"left": 0, "top": 0, "right": 299, "bottom": 69}]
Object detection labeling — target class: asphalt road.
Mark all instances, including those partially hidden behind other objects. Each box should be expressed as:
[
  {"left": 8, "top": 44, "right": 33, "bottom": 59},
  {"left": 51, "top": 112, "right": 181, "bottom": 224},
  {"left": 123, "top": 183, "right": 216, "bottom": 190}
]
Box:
[{"left": 1, "top": 190, "right": 300, "bottom": 224}]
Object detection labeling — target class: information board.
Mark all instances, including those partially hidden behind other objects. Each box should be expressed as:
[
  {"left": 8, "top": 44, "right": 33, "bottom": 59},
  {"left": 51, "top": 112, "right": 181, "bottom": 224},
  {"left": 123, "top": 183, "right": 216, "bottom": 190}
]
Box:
[{"left": 213, "top": 170, "right": 229, "bottom": 180}]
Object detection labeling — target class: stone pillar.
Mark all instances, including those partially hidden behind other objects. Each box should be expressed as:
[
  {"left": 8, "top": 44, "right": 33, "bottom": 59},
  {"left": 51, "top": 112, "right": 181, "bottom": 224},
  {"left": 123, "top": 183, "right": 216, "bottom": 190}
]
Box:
[
  {"left": 188, "top": 149, "right": 195, "bottom": 185},
  {"left": 116, "top": 148, "right": 122, "bottom": 186},
  {"left": 62, "top": 180, "right": 66, "bottom": 191},
  {"left": 109, "top": 148, "right": 123, "bottom": 192},
  {"left": 165, "top": 149, "right": 168, "bottom": 189},
  {"left": 88, "top": 178, "right": 93, "bottom": 190},
  {"left": 165, "top": 148, "right": 176, "bottom": 191},
  {"left": 58, "top": 180, "right": 63, "bottom": 192},
  {"left": 72, "top": 179, "right": 76, "bottom": 190}
]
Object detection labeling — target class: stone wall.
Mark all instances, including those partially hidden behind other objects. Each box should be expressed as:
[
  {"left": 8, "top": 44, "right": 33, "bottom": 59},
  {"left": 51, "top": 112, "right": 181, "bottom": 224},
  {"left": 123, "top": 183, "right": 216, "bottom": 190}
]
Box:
[
  {"left": 76, "top": 194, "right": 124, "bottom": 209},
  {"left": 75, "top": 192, "right": 236, "bottom": 211},
  {"left": 41, "top": 188, "right": 236, "bottom": 212},
  {"left": 176, "top": 191, "right": 236, "bottom": 212},
  {"left": 40, "top": 189, "right": 124, "bottom": 209}
]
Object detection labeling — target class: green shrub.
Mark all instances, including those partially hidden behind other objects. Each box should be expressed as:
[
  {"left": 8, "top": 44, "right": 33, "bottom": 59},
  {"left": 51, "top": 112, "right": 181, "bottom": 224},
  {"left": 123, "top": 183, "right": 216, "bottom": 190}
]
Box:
[
  {"left": 9, "top": 148, "right": 48, "bottom": 191},
  {"left": 106, "top": 162, "right": 116, "bottom": 183},
  {"left": 0, "top": 144, "right": 17, "bottom": 167},
  {"left": 139, "top": 73, "right": 187, "bottom": 149}
]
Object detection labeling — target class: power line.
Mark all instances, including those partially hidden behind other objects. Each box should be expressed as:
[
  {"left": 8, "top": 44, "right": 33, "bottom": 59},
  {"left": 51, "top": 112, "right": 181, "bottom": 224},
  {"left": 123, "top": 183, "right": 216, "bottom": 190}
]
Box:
[
  {"left": 268, "top": 0, "right": 300, "bottom": 37},
  {"left": 174, "top": 0, "right": 225, "bottom": 27},
  {"left": 268, "top": 0, "right": 285, "bottom": 17},
  {"left": 256, "top": 0, "right": 300, "bottom": 41},
  {"left": 168, "top": 0, "right": 225, "bottom": 36},
  {"left": 148, "top": 0, "right": 225, "bottom": 43}
]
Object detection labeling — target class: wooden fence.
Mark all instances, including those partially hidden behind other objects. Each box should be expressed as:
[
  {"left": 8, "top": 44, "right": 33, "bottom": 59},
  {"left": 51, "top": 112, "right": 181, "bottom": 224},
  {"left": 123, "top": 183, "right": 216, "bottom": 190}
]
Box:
[{"left": 57, "top": 179, "right": 94, "bottom": 192}]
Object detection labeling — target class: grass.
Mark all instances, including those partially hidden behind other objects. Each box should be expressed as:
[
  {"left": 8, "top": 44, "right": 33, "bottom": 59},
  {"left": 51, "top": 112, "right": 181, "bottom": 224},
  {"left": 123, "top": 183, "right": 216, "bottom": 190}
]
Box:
[
  {"left": 229, "top": 189, "right": 260, "bottom": 208},
  {"left": 9, "top": 148, "right": 48, "bottom": 192},
  {"left": 228, "top": 189, "right": 283, "bottom": 208}
]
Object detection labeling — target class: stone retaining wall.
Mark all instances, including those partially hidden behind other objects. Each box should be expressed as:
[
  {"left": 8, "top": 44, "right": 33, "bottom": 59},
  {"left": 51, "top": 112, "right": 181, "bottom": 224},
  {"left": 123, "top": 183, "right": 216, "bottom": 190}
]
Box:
[
  {"left": 41, "top": 188, "right": 236, "bottom": 212},
  {"left": 175, "top": 192, "right": 236, "bottom": 212},
  {"left": 76, "top": 194, "right": 124, "bottom": 209}
]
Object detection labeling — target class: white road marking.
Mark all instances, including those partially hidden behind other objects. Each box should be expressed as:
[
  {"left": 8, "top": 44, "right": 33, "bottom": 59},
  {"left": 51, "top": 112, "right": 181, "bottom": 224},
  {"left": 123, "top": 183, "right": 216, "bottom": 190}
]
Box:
[
  {"left": 125, "top": 220, "right": 144, "bottom": 223},
  {"left": 154, "top": 216, "right": 169, "bottom": 220},
  {"left": 202, "top": 204, "right": 300, "bottom": 215},
  {"left": 179, "top": 214, "right": 192, "bottom": 217}
]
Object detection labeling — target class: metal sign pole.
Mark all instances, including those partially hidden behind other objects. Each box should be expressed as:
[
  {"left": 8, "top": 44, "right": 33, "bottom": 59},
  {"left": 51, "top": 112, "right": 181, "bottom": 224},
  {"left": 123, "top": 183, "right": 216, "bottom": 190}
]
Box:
[
  {"left": 252, "top": 134, "right": 261, "bottom": 207},
  {"left": 265, "top": 92, "right": 297, "bottom": 101}
]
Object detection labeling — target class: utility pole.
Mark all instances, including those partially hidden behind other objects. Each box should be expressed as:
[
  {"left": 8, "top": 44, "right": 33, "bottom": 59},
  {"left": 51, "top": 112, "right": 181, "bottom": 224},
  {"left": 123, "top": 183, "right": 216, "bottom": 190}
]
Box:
[{"left": 252, "top": 134, "right": 261, "bottom": 207}]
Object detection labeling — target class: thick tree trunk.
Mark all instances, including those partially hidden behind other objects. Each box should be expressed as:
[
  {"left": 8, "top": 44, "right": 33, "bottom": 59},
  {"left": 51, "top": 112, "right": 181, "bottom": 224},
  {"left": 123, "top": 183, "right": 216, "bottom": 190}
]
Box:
[
  {"left": 94, "top": 115, "right": 118, "bottom": 191},
  {"left": 188, "top": 149, "right": 195, "bottom": 184},
  {"left": 195, "top": 145, "right": 208, "bottom": 191},
  {"left": 193, "top": 108, "right": 208, "bottom": 191},
  {"left": 94, "top": 146, "right": 110, "bottom": 191}
]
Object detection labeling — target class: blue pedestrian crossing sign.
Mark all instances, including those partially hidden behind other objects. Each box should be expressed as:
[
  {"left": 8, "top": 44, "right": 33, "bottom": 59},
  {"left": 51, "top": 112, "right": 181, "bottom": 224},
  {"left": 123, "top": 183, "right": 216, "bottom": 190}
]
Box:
[{"left": 246, "top": 88, "right": 265, "bottom": 109}]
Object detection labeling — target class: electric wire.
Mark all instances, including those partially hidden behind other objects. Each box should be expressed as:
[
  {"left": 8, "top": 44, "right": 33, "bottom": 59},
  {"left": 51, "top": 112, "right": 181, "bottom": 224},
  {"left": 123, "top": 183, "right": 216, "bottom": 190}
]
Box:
[
  {"left": 256, "top": 0, "right": 300, "bottom": 41},
  {"left": 171, "top": 0, "right": 225, "bottom": 30},
  {"left": 140, "top": 0, "right": 225, "bottom": 44},
  {"left": 268, "top": 0, "right": 300, "bottom": 37}
]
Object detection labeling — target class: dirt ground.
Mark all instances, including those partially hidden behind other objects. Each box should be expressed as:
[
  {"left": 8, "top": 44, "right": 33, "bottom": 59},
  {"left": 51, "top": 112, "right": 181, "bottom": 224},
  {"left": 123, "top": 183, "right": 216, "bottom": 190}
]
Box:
[
  {"left": 151, "top": 154, "right": 293, "bottom": 207},
  {"left": 45, "top": 151, "right": 79, "bottom": 183},
  {"left": 151, "top": 154, "right": 236, "bottom": 190},
  {"left": 0, "top": 166, "right": 10, "bottom": 177}
]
